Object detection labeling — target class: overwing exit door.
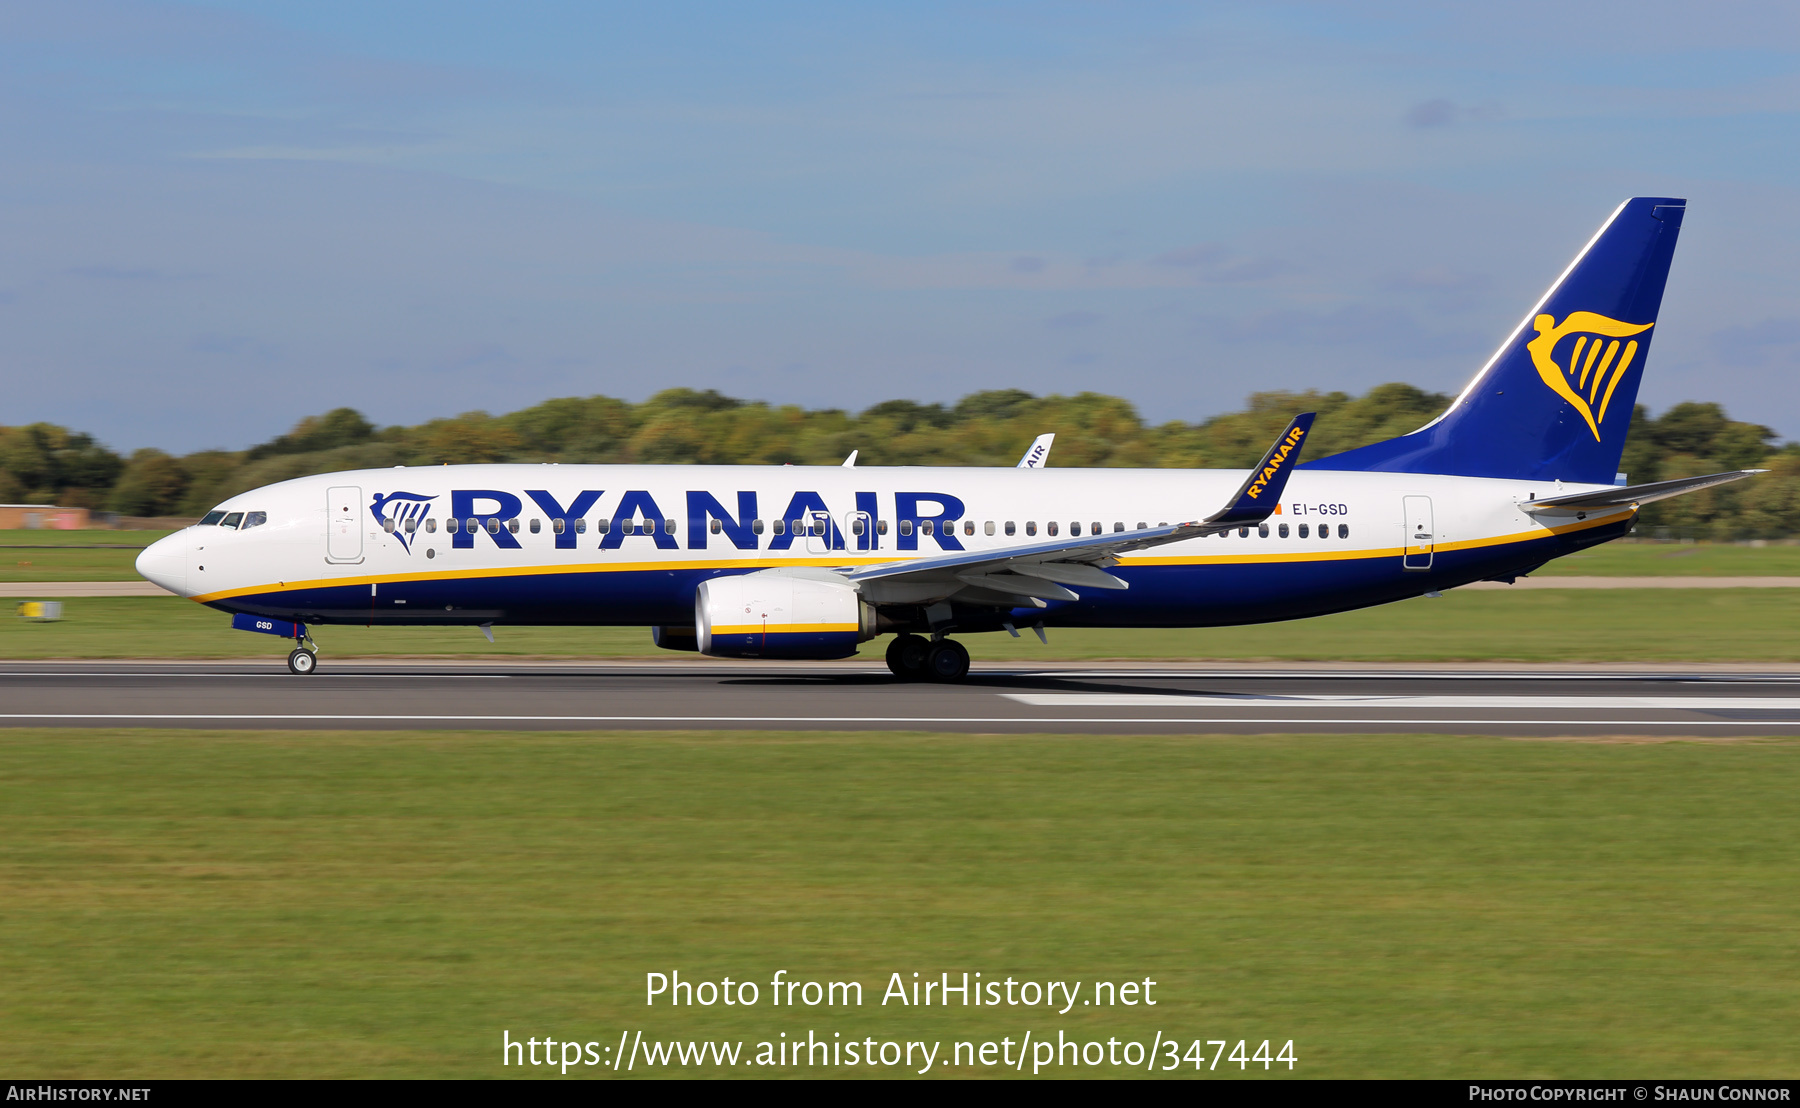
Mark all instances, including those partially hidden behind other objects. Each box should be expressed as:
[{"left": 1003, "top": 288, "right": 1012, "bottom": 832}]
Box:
[
  {"left": 803, "top": 509, "right": 837, "bottom": 555},
  {"left": 327, "top": 485, "right": 363, "bottom": 563},
  {"left": 1402, "top": 495, "right": 1434, "bottom": 571}
]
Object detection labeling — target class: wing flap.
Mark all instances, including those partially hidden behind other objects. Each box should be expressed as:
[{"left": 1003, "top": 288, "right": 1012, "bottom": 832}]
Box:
[
  {"left": 1010, "top": 562, "right": 1129, "bottom": 589},
  {"left": 955, "top": 572, "right": 1080, "bottom": 602}
]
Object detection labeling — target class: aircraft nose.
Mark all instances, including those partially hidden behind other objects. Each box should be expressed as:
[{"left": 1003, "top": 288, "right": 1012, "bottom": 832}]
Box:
[{"left": 135, "top": 530, "right": 188, "bottom": 595}]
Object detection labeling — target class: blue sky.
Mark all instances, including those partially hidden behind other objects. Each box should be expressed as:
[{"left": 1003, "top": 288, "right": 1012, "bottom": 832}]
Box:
[{"left": 4, "top": 1, "right": 1799, "bottom": 451}]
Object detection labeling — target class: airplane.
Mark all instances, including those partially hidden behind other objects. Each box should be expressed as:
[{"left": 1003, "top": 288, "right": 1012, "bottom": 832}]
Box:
[{"left": 136, "top": 196, "right": 1760, "bottom": 681}]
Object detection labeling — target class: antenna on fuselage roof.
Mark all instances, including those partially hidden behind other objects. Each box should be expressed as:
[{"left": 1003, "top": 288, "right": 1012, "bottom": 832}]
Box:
[{"left": 842, "top": 450, "right": 858, "bottom": 467}]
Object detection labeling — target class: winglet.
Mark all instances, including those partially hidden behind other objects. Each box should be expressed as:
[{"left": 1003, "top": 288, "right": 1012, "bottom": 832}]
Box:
[
  {"left": 1205, "top": 413, "right": 1316, "bottom": 526},
  {"left": 1017, "top": 433, "right": 1054, "bottom": 469}
]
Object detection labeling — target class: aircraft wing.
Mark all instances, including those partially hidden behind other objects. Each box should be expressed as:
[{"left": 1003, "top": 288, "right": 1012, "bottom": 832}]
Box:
[
  {"left": 1520, "top": 469, "right": 1764, "bottom": 512},
  {"left": 1016, "top": 433, "right": 1054, "bottom": 468},
  {"left": 845, "top": 414, "right": 1314, "bottom": 607}
]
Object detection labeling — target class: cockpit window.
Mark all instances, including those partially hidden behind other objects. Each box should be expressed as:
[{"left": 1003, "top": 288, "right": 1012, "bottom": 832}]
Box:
[
  {"left": 242, "top": 511, "right": 267, "bottom": 530},
  {"left": 199, "top": 511, "right": 227, "bottom": 526},
  {"left": 221, "top": 512, "right": 244, "bottom": 529}
]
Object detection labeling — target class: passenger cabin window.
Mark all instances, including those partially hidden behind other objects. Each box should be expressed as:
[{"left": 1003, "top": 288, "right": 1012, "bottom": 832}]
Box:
[
  {"left": 243, "top": 511, "right": 267, "bottom": 530},
  {"left": 850, "top": 518, "right": 865, "bottom": 536},
  {"left": 772, "top": 519, "right": 785, "bottom": 536},
  {"left": 1047, "top": 521, "right": 1059, "bottom": 537},
  {"left": 199, "top": 511, "right": 227, "bottom": 526},
  {"left": 752, "top": 519, "right": 765, "bottom": 535},
  {"left": 551, "top": 518, "right": 564, "bottom": 534},
  {"left": 898, "top": 520, "right": 913, "bottom": 537},
  {"left": 507, "top": 518, "right": 520, "bottom": 534},
  {"left": 487, "top": 518, "right": 501, "bottom": 535},
  {"left": 1278, "top": 523, "right": 1289, "bottom": 538},
  {"left": 221, "top": 512, "right": 243, "bottom": 529},
  {"left": 1238, "top": 527, "right": 1248, "bottom": 538},
  {"left": 404, "top": 518, "right": 416, "bottom": 534},
  {"left": 1005, "top": 521, "right": 1016, "bottom": 536},
  {"left": 1258, "top": 524, "right": 1269, "bottom": 538},
  {"left": 1137, "top": 521, "right": 1147, "bottom": 530},
  {"left": 1114, "top": 522, "right": 1124, "bottom": 533},
  {"left": 665, "top": 518, "right": 677, "bottom": 535},
  {"left": 576, "top": 519, "right": 589, "bottom": 534},
  {"left": 984, "top": 521, "right": 995, "bottom": 536},
  {"left": 1025, "top": 521, "right": 1036, "bottom": 536},
  {"left": 1298, "top": 524, "right": 1309, "bottom": 538},
  {"left": 530, "top": 519, "right": 541, "bottom": 534},
  {"left": 1070, "top": 522, "right": 1081, "bottom": 537},
  {"left": 964, "top": 520, "right": 975, "bottom": 537},
  {"left": 921, "top": 520, "right": 934, "bottom": 537},
  {"left": 1338, "top": 524, "right": 1349, "bottom": 538},
  {"left": 710, "top": 519, "right": 723, "bottom": 535},
  {"left": 877, "top": 520, "right": 888, "bottom": 535},
  {"left": 425, "top": 518, "right": 438, "bottom": 533},
  {"left": 382, "top": 518, "right": 396, "bottom": 533},
  {"left": 1092, "top": 522, "right": 1102, "bottom": 535}
]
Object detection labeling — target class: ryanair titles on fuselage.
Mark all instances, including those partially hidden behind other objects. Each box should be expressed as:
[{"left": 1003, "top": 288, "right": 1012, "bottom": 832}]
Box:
[{"left": 375, "top": 487, "right": 978, "bottom": 553}]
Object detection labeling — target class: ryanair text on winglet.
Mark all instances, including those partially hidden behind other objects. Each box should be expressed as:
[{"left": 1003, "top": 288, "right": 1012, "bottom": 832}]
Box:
[{"left": 1245, "top": 425, "right": 1307, "bottom": 500}]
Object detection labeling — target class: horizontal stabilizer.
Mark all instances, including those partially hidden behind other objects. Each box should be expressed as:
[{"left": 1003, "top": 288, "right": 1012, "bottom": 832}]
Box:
[
  {"left": 1205, "top": 413, "right": 1316, "bottom": 527},
  {"left": 1521, "top": 469, "right": 1765, "bottom": 512}
]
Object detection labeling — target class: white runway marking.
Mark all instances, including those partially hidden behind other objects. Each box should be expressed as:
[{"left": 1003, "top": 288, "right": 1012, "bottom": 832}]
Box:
[
  {"left": 1004, "top": 693, "right": 1800, "bottom": 710},
  {"left": 0, "top": 713, "right": 1796, "bottom": 727}
]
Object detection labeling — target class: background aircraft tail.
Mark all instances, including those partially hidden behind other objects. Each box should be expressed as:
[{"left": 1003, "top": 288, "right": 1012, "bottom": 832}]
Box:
[{"left": 1308, "top": 196, "right": 1686, "bottom": 484}]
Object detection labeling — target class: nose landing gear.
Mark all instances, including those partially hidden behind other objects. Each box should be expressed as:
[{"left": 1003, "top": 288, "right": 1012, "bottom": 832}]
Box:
[
  {"left": 230, "top": 613, "right": 319, "bottom": 674},
  {"left": 885, "top": 633, "right": 970, "bottom": 682}
]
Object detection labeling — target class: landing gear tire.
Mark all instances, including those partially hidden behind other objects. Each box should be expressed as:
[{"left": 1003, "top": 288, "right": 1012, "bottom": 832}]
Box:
[
  {"left": 886, "top": 634, "right": 930, "bottom": 681},
  {"left": 287, "top": 648, "right": 318, "bottom": 675},
  {"left": 925, "top": 639, "right": 971, "bottom": 683}
]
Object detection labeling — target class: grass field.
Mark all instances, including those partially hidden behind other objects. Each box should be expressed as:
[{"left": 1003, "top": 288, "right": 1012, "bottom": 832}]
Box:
[
  {"left": 8, "top": 589, "right": 1800, "bottom": 662},
  {"left": 0, "top": 530, "right": 170, "bottom": 582},
  {"left": 2, "top": 531, "right": 1800, "bottom": 582},
  {"left": 1535, "top": 541, "right": 1800, "bottom": 576},
  {"left": 2, "top": 728, "right": 1796, "bottom": 1078}
]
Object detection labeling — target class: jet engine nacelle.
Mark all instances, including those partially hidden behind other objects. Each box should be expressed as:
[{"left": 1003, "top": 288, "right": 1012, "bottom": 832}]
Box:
[{"left": 696, "top": 569, "right": 876, "bottom": 659}]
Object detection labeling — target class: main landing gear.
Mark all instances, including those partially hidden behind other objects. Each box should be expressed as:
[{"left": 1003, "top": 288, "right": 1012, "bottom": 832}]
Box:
[{"left": 886, "top": 633, "right": 970, "bottom": 683}]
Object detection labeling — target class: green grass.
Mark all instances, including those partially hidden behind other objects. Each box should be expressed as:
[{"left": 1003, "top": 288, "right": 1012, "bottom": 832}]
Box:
[
  {"left": 2, "top": 728, "right": 1797, "bottom": 1078},
  {"left": 0, "top": 530, "right": 170, "bottom": 582},
  {"left": 1535, "top": 540, "right": 1800, "bottom": 576},
  {"left": 0, "top": 529, "right": 171, "bottom": 545},
  {"left": 8, "top": 589, "right": 1800, "bottom": 661}
]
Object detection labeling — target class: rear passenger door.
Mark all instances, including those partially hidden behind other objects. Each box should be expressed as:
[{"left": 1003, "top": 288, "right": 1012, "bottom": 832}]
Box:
[{"left": 1402, "top": 495, "right": 1433, "bottom": 571}]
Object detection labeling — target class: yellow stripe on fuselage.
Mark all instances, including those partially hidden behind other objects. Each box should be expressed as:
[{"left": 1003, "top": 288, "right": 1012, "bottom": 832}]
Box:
[{"left": 709, "top": 623, "right": 861, "bottom": 636}]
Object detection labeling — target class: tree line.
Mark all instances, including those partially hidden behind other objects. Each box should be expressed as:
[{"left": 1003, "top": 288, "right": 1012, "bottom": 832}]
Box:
[{"left": 3, "top": 384, "right": 1796, "bottom": 539}]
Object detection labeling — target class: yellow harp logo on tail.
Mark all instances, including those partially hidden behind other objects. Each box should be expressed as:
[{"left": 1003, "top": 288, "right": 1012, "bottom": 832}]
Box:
[{"left": 1526, "top": 312, "right": 1653, "bottom": 441}]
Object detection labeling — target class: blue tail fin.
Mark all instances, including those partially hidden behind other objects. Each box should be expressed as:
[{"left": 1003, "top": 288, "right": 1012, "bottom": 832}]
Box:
[{"left": 1307, "top": 197, "right": 1685, "bottom": 483}]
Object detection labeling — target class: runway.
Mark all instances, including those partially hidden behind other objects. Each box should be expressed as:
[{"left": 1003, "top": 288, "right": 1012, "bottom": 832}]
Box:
[{"left": 5, "top": 660, "right": 1800, "bottom": 734}]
